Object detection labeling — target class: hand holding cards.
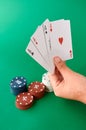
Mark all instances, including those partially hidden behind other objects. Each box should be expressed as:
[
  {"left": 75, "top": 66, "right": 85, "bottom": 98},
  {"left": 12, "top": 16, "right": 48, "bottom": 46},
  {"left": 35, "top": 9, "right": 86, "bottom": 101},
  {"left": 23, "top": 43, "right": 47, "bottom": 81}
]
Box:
[{"left": 26, "top": 19, "right": 73, "bottom": 73}]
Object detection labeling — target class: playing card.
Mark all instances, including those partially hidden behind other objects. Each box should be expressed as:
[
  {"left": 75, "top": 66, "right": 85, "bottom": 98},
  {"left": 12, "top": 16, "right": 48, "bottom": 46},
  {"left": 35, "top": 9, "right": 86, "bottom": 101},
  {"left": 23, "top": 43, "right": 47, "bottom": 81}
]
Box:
[
  {"left": 42, "top": 19, "right": 51, "bottom": 56},
  {"left": 42, "top": 19, "right": 64, "bottom": 57},
  {"left": 26, "top": 40, "right": 50, "bottom": 71},
  {"left": 42, "top": 19, "right": 65, "bottom": 72},
  {"left": 31, "top": 25, "right": 50, "bottom": 69},
  {"left": 42, "top": 19, "right": 54, "bottom": 73},
  {"left": 50, "top": 20, "right": 73, "bottom": 61}
]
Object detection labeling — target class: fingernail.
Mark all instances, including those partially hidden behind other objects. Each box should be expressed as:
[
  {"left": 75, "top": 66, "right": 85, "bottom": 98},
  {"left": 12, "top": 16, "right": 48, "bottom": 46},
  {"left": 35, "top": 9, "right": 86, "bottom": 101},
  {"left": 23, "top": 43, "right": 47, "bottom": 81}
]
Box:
[{"left": 54, "top": 57, "right": 61, "bottom": 63}]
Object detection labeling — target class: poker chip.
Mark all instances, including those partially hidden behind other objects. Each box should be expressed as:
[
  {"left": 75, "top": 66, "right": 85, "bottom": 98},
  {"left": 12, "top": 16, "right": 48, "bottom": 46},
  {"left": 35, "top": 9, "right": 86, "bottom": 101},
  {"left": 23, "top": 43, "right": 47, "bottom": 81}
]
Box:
[
  {"left": 16, "top": 92, "right": 34, "bottom": 110},
  {"left": 10, "top": 76, "right": 27, "bottom": 96},
  {"left": 28, "top": 81, "right": 45, "bottom": 99},
  {"left": 42, "top": 72, "right": 53, "bottom": 92}
]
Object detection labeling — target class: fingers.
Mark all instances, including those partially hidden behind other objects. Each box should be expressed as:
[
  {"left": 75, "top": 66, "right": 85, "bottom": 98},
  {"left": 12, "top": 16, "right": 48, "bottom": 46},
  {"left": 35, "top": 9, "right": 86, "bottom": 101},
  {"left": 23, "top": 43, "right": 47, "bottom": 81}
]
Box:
[
  {"left": 48, "top": 72, "right": 65, "bottom": 97},
  {"left": 53, "top": 56, "right": 68, "bottom": 78},
  {"left": 48, "top": 72, "right": 61, "bottom": 90},
  {"left": 48, "top": 56, "right": 72, "bottom": 97},
  {"left": 48, "top": 68, "right": 63, "bottom": 88},
  {"left": 48, "top": 56, "right": 69, "bottom": 96}
]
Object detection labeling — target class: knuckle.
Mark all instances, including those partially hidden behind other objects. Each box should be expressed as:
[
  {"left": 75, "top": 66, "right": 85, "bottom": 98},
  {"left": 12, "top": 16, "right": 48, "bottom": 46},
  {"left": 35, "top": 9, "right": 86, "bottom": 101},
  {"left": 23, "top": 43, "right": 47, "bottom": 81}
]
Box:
[{"left": 58, "top": 61, "right": 65, "bottom": 70}]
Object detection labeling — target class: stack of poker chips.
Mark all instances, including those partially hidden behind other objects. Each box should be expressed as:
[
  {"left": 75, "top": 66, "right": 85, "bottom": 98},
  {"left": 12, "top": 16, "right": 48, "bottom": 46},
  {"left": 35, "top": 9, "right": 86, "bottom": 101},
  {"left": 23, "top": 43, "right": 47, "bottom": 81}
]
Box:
[
  {"left": 10, "top": 73, "right": 53, "bottom": 110},
  {"left": 42, "top": 72, "right": 53, "bottom": 92},
  {"left": 10, "top": 76, "right": 27, "bottom": 96},
  {"left": 28, "top": 82, "right": 46, "bottom": 99},
  {"left": 16, "top": 92, "right": 34, "bottom": 110},
  {"left": 10, "top": 77, "right": 46, "bottom": 110}
]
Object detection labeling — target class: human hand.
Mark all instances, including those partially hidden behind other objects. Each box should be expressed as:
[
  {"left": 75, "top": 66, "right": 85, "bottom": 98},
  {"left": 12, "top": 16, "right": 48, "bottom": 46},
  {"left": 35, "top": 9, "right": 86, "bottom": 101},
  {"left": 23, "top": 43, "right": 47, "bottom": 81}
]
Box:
[{"left": 49, "top": 56, "right": 86, "bottom": 104}]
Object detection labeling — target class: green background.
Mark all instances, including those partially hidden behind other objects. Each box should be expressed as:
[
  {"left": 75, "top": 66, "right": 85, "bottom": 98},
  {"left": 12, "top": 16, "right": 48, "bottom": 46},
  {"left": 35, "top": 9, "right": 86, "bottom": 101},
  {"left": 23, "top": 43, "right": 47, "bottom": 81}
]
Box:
[{"left": 0, "top": 0, "right": 86, "bottom": 130}]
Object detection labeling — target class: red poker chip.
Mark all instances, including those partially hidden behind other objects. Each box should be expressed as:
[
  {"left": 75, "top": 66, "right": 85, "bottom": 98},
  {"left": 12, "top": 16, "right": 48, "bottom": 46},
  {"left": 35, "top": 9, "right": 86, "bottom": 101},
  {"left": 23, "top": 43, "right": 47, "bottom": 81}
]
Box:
[
  {"left": 28, "top": 81, "right": 45, "bottom": 99},
  {"left": 16, "top": 92, "right": 34, "bottom": 110}
]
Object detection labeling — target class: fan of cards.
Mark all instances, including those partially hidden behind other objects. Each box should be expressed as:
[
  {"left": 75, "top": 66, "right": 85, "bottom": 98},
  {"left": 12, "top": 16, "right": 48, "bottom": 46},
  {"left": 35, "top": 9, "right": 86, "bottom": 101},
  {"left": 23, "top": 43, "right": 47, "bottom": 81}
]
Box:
[{"left": 26, "top": 19, "right": 73, "bottom": 73}]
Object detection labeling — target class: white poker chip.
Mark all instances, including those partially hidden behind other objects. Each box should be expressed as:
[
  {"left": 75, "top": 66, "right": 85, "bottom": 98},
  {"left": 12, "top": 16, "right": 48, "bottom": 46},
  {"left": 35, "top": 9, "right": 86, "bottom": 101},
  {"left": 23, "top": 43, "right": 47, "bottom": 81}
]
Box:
[{"left": 42, "top": 72, "right": 53, "bottom": 92}]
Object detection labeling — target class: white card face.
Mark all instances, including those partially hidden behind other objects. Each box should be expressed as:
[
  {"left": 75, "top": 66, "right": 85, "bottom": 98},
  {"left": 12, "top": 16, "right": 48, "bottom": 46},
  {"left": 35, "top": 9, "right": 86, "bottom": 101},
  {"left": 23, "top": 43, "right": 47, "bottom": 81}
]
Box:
[
  {"left": 42, "top": 19, "right": 65, "bottom": 73},
  {"left": 50, "top": 20, "right": 73, "bottom": 61},
  {"left": 26, "top": 40, "right": 49, "bottom": 71},
  {"left": 42, "top": 19, "right": 64, "bottom": 56},
  {"left": 42, "top": 19, "right": 54, "bottom": 73},
  {"left": 42, "top": 19, "right": 51, "bottom": 56},
  {"left": 31, "top": 26, "right": 50, "bottom": 68}
]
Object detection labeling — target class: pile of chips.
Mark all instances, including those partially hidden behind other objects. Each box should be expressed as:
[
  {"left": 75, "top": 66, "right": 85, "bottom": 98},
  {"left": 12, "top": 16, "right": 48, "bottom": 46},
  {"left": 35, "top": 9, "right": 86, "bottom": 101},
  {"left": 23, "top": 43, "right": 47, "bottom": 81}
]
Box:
[
  {"left": 42, "top": 72, "right": 53, "bottom": 92},
  {"left": 10, "top": 72, "right": 53, "bottom": 110}
]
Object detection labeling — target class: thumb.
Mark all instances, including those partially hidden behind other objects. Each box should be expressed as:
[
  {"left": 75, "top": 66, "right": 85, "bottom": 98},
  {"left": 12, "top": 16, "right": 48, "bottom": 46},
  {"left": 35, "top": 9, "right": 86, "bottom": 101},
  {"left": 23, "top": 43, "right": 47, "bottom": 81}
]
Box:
[{"left": 53, "top": 56, "right": 69, "bottom": 77}]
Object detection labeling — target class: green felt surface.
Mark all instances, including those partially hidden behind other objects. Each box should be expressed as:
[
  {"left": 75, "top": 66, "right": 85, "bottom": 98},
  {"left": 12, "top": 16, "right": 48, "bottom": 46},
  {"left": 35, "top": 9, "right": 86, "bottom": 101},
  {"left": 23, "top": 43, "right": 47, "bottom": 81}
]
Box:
[{"left": 0, "top": 0, "right": 86, "bottom": 130}]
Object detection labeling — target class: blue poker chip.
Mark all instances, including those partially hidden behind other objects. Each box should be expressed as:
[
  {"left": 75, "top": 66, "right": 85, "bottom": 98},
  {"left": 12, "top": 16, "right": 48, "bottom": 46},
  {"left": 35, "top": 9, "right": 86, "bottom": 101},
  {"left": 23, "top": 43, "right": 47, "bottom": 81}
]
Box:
[
  {"left": 10, "top": 76, "right": 27, "bottom": 89},
  {"left": 10, "top": 76, "right": 27, "bottom": 95}
]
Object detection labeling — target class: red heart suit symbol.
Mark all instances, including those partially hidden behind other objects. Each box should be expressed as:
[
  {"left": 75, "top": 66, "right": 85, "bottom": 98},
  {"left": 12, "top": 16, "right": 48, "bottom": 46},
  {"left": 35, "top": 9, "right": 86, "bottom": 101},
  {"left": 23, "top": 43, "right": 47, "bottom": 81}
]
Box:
[{"left": 58, "top": 37, "right": 63, "bottom": 45}]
